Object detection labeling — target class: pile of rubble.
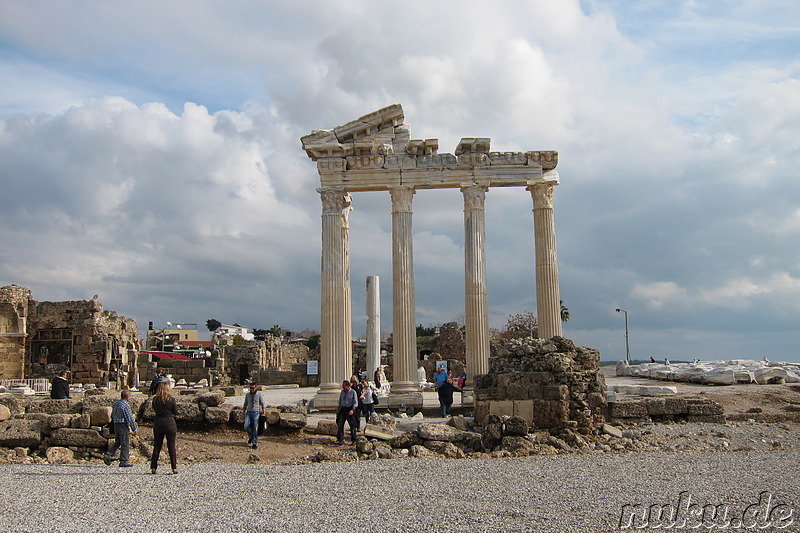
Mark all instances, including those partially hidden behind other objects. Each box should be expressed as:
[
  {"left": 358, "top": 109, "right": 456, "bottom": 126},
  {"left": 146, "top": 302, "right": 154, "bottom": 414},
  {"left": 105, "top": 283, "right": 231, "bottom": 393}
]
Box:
[{"left": 616, "top": 359, "right": 800, "bottom": 385}]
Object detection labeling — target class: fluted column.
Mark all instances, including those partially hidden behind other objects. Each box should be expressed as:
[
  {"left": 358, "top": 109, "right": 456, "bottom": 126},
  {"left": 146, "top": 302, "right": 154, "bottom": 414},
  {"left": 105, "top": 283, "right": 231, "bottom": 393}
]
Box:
[
  {"left": 366, "top": 275, "right": 381, "bottom": 381},
  {"left": 528, "top": 178, "right": 562, "bottom": 339},
  {"left": 315, "top": 187, "right": 349, "bottom": 407},
  {"left": 462, "top": 185, "right": 490, "bottom": 403},
  {"left": 341, "top": 193, "right": 353, "bottom": 379},
  {"left": 389, "top": 186, "right": 420, "bottom": 404}
]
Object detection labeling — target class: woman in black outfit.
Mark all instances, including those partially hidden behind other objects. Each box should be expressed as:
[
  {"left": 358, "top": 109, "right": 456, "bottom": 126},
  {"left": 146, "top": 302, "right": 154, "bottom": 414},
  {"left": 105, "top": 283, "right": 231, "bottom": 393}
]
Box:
[{"left": 151, "top": 381, "right": 179, "bottom": 474}]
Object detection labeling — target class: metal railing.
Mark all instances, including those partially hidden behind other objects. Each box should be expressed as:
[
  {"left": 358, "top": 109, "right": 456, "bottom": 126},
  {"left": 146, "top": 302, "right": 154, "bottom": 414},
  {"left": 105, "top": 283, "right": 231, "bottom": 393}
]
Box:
[{"left": 0, "top": 378, "right": 50, "bottom": 393}]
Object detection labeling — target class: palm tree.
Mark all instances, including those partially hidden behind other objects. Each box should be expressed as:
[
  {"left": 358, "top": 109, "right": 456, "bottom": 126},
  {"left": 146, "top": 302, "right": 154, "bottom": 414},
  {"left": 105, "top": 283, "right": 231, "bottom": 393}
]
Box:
[{"left": 560, "top": 300, "right": 570, "bottom": 322}]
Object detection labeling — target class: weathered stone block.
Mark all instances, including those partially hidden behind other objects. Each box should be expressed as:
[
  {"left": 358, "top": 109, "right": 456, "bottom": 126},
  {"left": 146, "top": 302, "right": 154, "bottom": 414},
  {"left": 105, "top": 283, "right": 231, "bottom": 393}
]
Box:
[
  {"left": 503, "top": 416, "right": 529, "bottom": 436},
  {"left": 0, "top": 397, "right": 30, "bottom": 416},
  {"left": 664, "top": 398, "right": 688, "bottom": 414},
  {"left": 532, "top": 399, "right": 569, "bottom": 429},
  {"left": 488, "top": 400, "right": 514, "bottom": 417},
  {"left": 423, "top": 440, "right": 465, "bottom": 458},
  {"left": 686, "top": 398, "right": 724, "bottom": 416},
  {"left": 0, "top": 419, "right": 43, "bottom": 447},
  {"left": 49, "top": 428, "right": 108, "bottom": 448},
  {"left": 46, "top": 446, "right": 75, "bottom": 464},
  {"left": 278, "top": 413, "right": 307, "bottom": 430},
  {"left": 644, "top": 398, "right": 668, "bottom": 416},
  {"left": 501, "top": 436, "right": 536, "bottom": 454},
  {"left": 315, "top": 419, "right": 338, "bottom": 436},
  {"left": 196, "top": 391, "right": 224, "bottom": 407},
  {"left": 0, "top": 404, "right": 11, "bottom": 421},
  {"left": 474, "top": 401, "right": 489, "bottom": 424},
  {"left": 89, "top": 407, "right": 112, "bottom": 426},
  {"left": 264, "top": 408, "right": 281, "bottom": 425},
  {"left": 543, "top": 385, "right": 568, "bottom": 401},
  {"left": 48, "top": 413, "right": 78, "bottom": 429},
  {"left": 27, "top": 398, "right": 82, "bottom": 415},
  {"left": 609, "top": 401, "right": 648, "bottom": 418},
  {"left": 513, "top": 400, "right": 534, "bottom": 425},
  {"left": 174, "top": 400, "right": 203, "bottom": 422},
  {"left": 416, "top": 423, "right": 472, "bottom": 443},
  {"left": 205, "top": 406, "right": 233, "bottom": 424}
]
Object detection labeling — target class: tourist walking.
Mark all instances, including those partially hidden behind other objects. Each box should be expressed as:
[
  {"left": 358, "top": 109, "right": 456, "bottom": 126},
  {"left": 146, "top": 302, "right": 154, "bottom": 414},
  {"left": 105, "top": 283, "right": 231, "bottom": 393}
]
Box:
[
  {"left": 437, "top": 378, "right": 462, "bottom": 418},
  {"left": 242, "top": 383, "right": 266, "bottom": 449},
  {"left": 150, "top": 381, "right": 178, "bottom": 474},
  {"left": 104, "top": 389, "right": 138, "bottom": 467},
  {"left": 336, "top": 380, "right": 359, "bottom": 444},
  {"left": 360, "top": 379, "right": 380, "bottom": 426},
  {"left": 50, "top": 370, "right": 70, "bottom": 399},
  {"left": 350, "top": 375, "right": 364, "bottom": 430},
  {"left": 373, "top": 367, "right": 382, "bottom": 389},
  {"left": 433, "top": 365, "right": 448, "bottom": 389}
]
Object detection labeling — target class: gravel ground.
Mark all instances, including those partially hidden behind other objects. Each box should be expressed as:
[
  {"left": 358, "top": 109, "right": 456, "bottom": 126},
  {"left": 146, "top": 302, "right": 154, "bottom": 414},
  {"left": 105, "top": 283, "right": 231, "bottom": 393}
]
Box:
[{"left": 2, "top": 451, "right": 798, "bottom": 532}]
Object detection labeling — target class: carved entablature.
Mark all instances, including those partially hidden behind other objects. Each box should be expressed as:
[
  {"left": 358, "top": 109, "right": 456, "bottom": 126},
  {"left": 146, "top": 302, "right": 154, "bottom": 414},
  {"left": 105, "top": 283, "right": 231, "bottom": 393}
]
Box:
[
  {"left": 527, "top": 151, "right": 559, "bottom": 171},
  {"left": 455, "top": 138, "right": 491, "bottom": 155},
  {"left": 301, "top": 104, "right": 558, "bottom": 191}
]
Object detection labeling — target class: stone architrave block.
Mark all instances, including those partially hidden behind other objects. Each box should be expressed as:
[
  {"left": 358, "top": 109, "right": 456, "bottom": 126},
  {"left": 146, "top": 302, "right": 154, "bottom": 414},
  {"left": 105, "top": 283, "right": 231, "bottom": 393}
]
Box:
[
  {"left": 196, "top": 391, "right": 224, "bottom": 407},
  {"left": 609, "top": 401, "right": 648, "bottom": 418},
  {"left": 264, "top": 408, "right": 281, "bottom": 425},
  {"left": 0, "top": 404, "right": 10, "bottom": 421},
  {"left": 0, "top": 419, "right": 43, "bottom": 447},
  {"left": 90, "top": 407, "right": 113, "bottom": 426},
  {"left": 278, "top": 413, "right": 307, "bottom": 430},
  {"left": 205, "top": 406, "right": 233, "bottom": 424},
  {"left": 416, "top": 153, "right": 457, "bottom": 168},
  {"left": 489, "top": 152, "right": 527, "bottom": 166},
  {"left": 49, "top": 428, "right": 109, "bottom": 448},
  {"left": 384, "top": 155, "right": 417, "bottom": 169},
  {"left": 488, "top": 400, "right": 514, "bottom": 418},
  {"left": 512, "top": 400, "right": 534, "bottom": 426}
]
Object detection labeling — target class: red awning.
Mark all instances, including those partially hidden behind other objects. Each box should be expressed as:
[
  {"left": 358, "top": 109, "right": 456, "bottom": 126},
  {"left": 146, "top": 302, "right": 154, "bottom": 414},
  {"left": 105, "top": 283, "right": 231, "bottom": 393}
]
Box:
[{"left": 140, "top": 350, "right": 191, "bottom": 361}]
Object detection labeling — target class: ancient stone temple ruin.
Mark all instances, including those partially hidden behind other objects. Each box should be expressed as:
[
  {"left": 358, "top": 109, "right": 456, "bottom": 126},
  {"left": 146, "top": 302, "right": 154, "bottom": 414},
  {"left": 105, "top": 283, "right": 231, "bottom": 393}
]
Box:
[
  {"left": 0, "top": 285, "right": 140, "bottom": 387},
  {"left": 301, "top": 104, "right": 562, "bottom": 408}
]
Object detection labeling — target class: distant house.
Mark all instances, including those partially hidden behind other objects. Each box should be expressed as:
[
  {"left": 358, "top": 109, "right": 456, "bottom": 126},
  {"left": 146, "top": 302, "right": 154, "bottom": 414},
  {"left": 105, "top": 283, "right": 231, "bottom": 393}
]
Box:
[{"left": 213, "top": 323, "right": 255, "bottom": 342}]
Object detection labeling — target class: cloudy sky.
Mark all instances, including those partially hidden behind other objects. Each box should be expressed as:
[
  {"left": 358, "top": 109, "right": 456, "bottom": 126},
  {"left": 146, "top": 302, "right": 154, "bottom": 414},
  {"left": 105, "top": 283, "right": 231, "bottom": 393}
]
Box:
[{"left": 1, "top": 1, "right": 798, "bottom": 362}]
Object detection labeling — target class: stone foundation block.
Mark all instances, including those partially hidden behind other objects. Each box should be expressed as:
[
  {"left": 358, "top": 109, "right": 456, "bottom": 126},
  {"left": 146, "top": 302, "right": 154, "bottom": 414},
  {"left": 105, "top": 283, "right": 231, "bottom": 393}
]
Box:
[
  {"left": 49, "top": 428, "right": 109, "bottom": 448},
  {"left": 513, "top": 400, "right": 534, "bottom": 425},
  {"left": 609, "top": 401, "right": 648, "bottom": 418},
  {"left": 488, "top": 400, "right": 514, "bottom": 418},
  {"left": 278, "top": 413, "right": 307, "bottom": 430},
  {"left": 315, "top": 420, "right": 338, "bottom": 436},
  {"left": 0, "top": 419, "right": 43, "bottom": 447},
  {"left": 27, "top": 398, "right": 82, "bottom": 415},
  {"left": 532, "top": 399, "right": 569, "bottom": 429},
  {"left": 205, "top": 406, "right": 233, "bottom": 424},
  {"left": 89, "top": 407, "right": 112, "bottom": 426},
  {"left": 686, "top": 399, "right": 724, "bottom": 416}
]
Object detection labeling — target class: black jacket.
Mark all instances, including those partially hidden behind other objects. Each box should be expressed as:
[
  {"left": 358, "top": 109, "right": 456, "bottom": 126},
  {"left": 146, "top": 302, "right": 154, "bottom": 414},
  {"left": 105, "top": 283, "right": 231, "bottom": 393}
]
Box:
[
  {"left": 50, "top": 376, "right": 70, "bottom": 399},
  {"left": 437, "top": 382, "right": 462, "bottom": 403}
]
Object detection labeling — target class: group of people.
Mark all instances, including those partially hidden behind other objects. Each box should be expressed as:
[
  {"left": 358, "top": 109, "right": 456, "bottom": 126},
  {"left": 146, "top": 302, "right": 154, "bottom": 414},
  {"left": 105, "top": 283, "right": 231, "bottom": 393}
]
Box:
[
  {"left": 433, "top": 364, "right": 467, "bottom": 418},
  {"left": 336, "top": 375, "right": 380, "bottom": 444},
  {"left": 103, "top": 368, "right": 179, "bottom": 474}
]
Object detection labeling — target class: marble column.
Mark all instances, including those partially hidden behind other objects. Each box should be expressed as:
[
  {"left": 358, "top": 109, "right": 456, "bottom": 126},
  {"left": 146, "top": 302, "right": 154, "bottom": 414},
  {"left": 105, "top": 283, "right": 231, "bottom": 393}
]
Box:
[
  {"left": 366, "top": 275, "right": 381, "bottom": 382},
  {"left": 528, "top": 178, "right": 562, "bottom": 340},
  {"left": 342, "top": 193, "right": 353, "bottom": 380},
  {"left": 315, "top": 188, "right": 350, "bottom": 408},
  {"left": 462, "top": 185, "right": 490, "bottom": 404},
  {"left": 389, "top": 186, "right": 423, "bottom": 406}
]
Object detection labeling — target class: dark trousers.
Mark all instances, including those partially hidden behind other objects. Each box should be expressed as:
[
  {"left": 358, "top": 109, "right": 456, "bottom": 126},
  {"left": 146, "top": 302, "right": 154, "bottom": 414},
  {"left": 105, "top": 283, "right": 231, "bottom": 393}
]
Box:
[
  {"left": 106, "top": 423, "right": 131, "bottom": 463},
  {"left": 336, "top": 409, "right": 357, "bottom": 443},
  {"left": 151, "top": 425, "right": 177, "bottom": 470},
  {"left": 440, "top": 399, "right": 453, "bottom": 418},
  {"left": 361, "top": 402, "right": 375, "bottom": 425}
]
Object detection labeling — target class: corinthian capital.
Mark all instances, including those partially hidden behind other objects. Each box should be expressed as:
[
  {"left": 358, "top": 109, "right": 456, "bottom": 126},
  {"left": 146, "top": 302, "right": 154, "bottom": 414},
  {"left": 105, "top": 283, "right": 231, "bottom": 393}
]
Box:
[
  {"left": 461, "top": 185, "right": 487, "bottom": 211},
  {"left": 528, "top": 183, "right": 555, "bottom": 209},
  {"left": 389, "top": 187, "right": 415, "bottom": 213},
  {"left": 319, "top": 188, "right": 345, "bottom": 215}
]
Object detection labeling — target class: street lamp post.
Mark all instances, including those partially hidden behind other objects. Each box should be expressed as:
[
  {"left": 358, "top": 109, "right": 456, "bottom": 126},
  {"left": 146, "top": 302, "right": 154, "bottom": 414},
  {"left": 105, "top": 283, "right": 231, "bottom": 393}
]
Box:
[{"left": 615, "top": 308, "right": 630, "bottom": 363}]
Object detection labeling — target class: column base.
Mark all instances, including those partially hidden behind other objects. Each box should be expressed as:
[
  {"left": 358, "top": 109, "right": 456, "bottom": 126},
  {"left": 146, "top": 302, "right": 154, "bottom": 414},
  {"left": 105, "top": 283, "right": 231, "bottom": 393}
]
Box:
[
  {"left": 311, "top": 383, "right": 341, "bottom": 410},
  {"left": 388, "top": 381, "right": 424, "bottom": 408}
]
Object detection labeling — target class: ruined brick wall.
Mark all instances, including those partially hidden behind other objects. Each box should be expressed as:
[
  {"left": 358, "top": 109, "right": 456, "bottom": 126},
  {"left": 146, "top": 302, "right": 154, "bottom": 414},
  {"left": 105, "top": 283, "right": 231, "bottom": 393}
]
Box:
[
  {"left": 26, "top": 299, "right": 140, "bottom": 386},
  {"left": 475, "top": 336, "right": 606, "bottom": 433},
  {"left": 0, "top": 285, "right": 32, "bottom": 379}
]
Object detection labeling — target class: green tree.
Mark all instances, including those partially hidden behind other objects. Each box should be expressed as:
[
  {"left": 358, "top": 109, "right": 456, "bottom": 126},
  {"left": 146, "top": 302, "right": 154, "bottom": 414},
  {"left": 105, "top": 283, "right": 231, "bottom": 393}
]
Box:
[
  {"left": 416, "top": 324, "right": 436, "bottom": 337},
  {"left": 268, "top": 324, "right": 283, "bottom": 337},
  {"left": 232, "top": 334, "right": 249, "bottom": 346},
  {"left": 560, "top": 300, "right": 570, "bottom": 322},
  {"left": 206, "top": 319, "right": 221, "bottom": 332},
  {"left": 306, "top": 334, "right": 320, "bottom": 351}
]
